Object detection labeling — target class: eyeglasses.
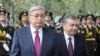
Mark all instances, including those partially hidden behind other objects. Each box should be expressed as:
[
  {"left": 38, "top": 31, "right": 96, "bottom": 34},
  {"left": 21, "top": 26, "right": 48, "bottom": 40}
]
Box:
[{"left": 29, "top": 14, "right": 45, "bottom": 18}]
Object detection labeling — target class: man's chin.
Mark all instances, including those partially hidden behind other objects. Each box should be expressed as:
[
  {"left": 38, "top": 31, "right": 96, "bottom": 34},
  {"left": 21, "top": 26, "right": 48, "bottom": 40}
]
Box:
[
  {"left": 36, "top": 25, "right": 43, "bottom": 28},
  {"left": 70, "top": 33, "right": 77, "bottom": 35}
]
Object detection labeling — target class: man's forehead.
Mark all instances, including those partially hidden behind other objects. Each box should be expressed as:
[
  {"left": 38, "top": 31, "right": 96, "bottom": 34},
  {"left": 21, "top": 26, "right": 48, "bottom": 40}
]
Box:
[
  {"left": 66, "top": 19, "right": 77, "bottom": 24},
  {"left": 30, "top": 10, "right": 44, "bottom": 14},
  {"left": 31, "top": 9, "right": 44, "bottom": 12}
]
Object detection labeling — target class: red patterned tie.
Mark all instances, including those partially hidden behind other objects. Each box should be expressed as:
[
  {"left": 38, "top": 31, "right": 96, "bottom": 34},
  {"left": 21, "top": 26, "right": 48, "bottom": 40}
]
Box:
[
  {"left": 68, "top": 38, "right": 73, "bottom": 56},
  {"left": 34, "top": 30, "right": 40, "bottom": 56}
]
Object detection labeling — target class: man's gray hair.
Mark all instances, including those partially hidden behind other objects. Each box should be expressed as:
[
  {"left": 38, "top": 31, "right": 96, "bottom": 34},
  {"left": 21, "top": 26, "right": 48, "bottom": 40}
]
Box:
[
  {"left": 28, "top": 4, "right": 45, "bottom": 15},
  {"left": 62, "top": 14, "right": 77, "bottom": 23}
]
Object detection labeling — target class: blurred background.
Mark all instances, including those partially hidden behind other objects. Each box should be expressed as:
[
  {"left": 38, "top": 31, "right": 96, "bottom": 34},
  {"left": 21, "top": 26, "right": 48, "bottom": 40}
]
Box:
[
  {"left": 0, "top": 1, "right": 100, "bottom": 56},
  {"left": 0, "top": 0, "right": 100, "bottom": 25}
]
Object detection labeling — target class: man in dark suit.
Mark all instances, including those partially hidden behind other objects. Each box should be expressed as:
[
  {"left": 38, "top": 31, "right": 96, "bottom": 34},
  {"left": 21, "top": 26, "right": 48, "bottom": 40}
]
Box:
[
  {"left": 55, "top": 14, "right": 89, "bottom": 56},
  {"left": 10, "top": 5, "right": 57, "bottom": 56}
]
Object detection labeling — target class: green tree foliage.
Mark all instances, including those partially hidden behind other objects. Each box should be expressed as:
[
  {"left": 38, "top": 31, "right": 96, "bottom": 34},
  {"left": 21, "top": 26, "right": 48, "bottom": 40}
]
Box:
[{"left": 0, "top": 0, "right": 100, "bottom": 24}]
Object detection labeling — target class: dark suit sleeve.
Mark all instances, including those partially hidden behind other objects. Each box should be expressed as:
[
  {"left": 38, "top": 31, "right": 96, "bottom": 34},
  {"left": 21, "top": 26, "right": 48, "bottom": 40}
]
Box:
[
  {"left": 10, "top": 29, "right": 20, "bottom": 56},
  {"left": 53, "top": 32, "right": 59, "bottom": 56}
]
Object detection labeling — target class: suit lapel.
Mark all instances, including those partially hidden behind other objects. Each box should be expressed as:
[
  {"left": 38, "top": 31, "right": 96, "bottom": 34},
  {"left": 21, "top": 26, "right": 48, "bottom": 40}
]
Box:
[
  {"left": 40, "top": 28, "right": 48, "bottom": 55},
  {"left": 25, "top": 26, "right": 36, "bottom": 56},
  {"left": 74, "top": 35, "right": 78, "bottom": 56},
  {"left": 61, "top": 33, "right": 69, "bottom": 55}
]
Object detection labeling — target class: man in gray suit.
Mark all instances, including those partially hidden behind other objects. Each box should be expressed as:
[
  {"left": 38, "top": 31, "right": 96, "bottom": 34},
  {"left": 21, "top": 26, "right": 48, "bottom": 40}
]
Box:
[{"left": 10, "top": 5, "right": 57, "bottom": 56}]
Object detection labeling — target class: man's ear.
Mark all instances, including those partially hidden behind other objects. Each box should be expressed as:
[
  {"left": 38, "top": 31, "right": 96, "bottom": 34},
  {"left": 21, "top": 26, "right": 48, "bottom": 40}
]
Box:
[{"left": 62, "top": 23, "right": 65, "bottom": 30}]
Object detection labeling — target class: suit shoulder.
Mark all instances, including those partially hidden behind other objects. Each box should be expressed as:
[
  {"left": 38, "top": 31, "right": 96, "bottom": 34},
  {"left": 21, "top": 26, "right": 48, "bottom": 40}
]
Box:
[
  {"left": 57, "top": 32, "right": 64, "bottom": 35},
  {"left": 14, "top": 26, "right": 28, "bottom": 32},
  {"left": 74, "top": 34, "right": 86, "bottom": 41},
  {"left": 43, "top": 27, "right": 56, "bottom": 33},
  {"left": 75, "top": 34, "right": 85, "bottom": 38},
  {"left": 56, "top": 33, "right": 64, "bottom": 38}
]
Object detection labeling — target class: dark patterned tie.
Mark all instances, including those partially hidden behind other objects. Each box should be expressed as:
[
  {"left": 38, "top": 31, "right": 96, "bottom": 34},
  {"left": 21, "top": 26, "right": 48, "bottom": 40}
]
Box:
[
  {"left": 68, "top": 38, "right": 73, "bottom": 56},
  {"left": 34, "top": 30, "right": 40, "bottom": 56}
]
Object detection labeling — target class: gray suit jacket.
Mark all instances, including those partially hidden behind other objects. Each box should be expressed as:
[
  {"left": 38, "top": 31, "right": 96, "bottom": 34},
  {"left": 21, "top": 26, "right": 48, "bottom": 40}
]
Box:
[{"left": 10, "top": 26, "right": 57, "bottom": 56}]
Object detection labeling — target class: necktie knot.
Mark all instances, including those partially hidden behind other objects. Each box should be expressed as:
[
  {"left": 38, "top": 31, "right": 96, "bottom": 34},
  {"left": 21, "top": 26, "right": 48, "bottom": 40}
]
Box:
[
  {"left": 34, "top": 30, "right": 39, "bottom": 34},
  {"left": 68, "top": 38, "right": 72, "bottom": 41}
]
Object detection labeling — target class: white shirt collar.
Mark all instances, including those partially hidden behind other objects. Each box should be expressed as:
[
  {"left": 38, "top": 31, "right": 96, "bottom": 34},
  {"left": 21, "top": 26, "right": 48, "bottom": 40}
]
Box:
[
  {"left": 1, "top": 23, "right": 8, "bottom": 27},
  {"left": 30, "top": 24, "right": 42, "bottom": 32},
  {"left": 64, "top": 31, "right": 74, "bottom": 40},
  {"left": 64, "top": 31, "right": 74, "bottom": 50},
  {"left": 45, "top": 22, "right": 50, "bottom": 26},
  {"left": 88, "top": 25, "right": 93, "bottom": 29},
  {"left": 30, "top": 24, "right": 43, "bottom": 44},
  {"left": 23, "top": 24, "right": 28, "bottom": 27}
]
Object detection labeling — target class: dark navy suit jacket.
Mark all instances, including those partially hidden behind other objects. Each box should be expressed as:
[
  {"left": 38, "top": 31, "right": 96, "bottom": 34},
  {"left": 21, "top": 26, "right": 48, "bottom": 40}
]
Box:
[
  {"left": 55, "top": 33, "right": 89, "bottom": 56},
  {"left": 10, "top": 26, "right": 57, "bottom": 56}
]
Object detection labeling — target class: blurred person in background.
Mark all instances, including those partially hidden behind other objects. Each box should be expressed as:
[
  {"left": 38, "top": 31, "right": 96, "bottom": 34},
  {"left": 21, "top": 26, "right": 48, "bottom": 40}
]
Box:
[
  {"left": 44, "top": 11, "right": 54, "bottom": 30},
  {"left": 95, "top": 16, "right": 100, "bottom": 56},
  {"left": 0, "top": 7, "right": 14, "bottom": 56},
  {"left": 16, "top": 11, "right": 29, "bottom": 28}
]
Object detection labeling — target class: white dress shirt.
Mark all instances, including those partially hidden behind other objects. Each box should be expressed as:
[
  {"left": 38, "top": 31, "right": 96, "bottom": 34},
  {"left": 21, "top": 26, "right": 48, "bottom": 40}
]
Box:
[
  {"left": 1, "top": 23, "right": 8, "bottom": 27},
  {"left": 45, "top": 22, "right": 50, "bottom": 27},
  {"left": 30, "top": 24, "right": 43, "bottom": 45},
  {"left": 64, "top": 31, "right": 74, "bottom": 50},
  {"left": 88, "top": 25, "right": 93, "bottom": 29}
]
